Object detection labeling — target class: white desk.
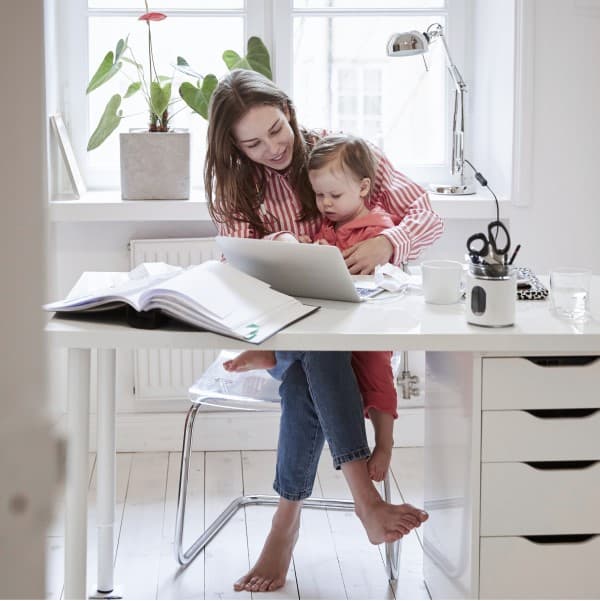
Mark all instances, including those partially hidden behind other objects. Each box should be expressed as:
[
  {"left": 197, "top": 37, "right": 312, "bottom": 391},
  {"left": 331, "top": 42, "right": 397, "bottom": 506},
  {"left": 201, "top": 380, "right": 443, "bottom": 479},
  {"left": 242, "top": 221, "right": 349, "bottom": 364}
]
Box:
[{"left": 47, "top": 281, "right": 600, "bottom": 599}]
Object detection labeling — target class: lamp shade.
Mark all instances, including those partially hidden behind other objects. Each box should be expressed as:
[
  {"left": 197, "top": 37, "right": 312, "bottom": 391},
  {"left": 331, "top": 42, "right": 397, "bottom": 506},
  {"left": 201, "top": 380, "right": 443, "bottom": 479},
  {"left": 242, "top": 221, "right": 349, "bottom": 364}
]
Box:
[{"left": 386, "top": 31, "right": 429, "bottom": 57}]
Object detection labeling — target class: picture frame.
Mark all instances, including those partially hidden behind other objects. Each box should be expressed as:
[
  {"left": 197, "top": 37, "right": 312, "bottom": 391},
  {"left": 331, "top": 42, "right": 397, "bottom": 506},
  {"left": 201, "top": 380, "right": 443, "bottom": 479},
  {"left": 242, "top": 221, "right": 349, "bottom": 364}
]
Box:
[{"left": 50, "top": 113, "right": 87, "bottom": 199}]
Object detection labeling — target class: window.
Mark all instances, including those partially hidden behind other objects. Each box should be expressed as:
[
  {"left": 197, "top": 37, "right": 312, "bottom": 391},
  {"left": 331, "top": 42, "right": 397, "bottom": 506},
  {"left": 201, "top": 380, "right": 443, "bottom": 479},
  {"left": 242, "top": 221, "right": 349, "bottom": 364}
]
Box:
[{"left": 56, "top": 0, "right": 465, "bottom": 192}]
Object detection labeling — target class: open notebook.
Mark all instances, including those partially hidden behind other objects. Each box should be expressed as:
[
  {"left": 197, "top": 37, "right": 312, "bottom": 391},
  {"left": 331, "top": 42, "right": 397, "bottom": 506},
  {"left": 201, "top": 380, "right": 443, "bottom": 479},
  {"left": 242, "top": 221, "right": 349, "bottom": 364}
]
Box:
[{"left": 44, "top": 261, "right": 319, "bottom": 344}]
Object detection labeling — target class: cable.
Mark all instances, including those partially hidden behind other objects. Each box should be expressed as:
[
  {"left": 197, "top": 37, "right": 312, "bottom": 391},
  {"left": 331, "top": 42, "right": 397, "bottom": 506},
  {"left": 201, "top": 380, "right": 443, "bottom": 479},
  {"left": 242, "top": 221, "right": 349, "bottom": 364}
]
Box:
[{"left": 464, "top": 158, "right": 501, "bottom": 242}]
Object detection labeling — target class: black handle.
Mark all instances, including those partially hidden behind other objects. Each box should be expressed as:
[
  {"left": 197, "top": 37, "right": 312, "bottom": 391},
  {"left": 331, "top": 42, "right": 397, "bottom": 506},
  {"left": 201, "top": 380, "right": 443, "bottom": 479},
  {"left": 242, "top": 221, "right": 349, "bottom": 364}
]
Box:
[
  {"left": 524, "top": 534, "right": 597, "bottom": 544},
  {"left": 524, "top": 356, "right": 599, "bottom": 367},
  {"left": 526, "top": 408, "right": 599, "bottom": 419},
  {"left": 525, "top": 460, "right": 598, "bottom": 470}
]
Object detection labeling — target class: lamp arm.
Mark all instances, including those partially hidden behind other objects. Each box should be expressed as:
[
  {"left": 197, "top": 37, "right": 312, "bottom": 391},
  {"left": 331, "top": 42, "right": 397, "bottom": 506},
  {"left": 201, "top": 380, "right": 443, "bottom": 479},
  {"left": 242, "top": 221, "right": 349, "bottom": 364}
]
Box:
[
  {"left": 437, "top": 33, "right": 467, "bottom": 93},
  {"left": 431, "top": 27, "right": 467, "bottom": 178}
]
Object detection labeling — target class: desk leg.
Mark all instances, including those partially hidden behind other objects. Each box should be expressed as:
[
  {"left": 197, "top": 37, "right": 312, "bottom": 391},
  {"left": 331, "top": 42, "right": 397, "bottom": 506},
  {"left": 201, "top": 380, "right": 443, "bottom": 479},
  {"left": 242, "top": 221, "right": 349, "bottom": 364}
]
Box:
[
  {"left": 65, "top": 348, "right": 91, "bottom": 600},
  {"left": 91, "top": 349, "right": 122, "bottom": 599}
]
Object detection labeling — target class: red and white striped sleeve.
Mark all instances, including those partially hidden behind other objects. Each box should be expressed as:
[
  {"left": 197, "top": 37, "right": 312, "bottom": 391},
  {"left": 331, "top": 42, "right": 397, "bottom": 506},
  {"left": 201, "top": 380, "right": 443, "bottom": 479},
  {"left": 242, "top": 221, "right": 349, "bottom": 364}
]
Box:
[
  {"left": 215, "top": 215, "right": 257, "bottom": 239},
  {"left": 368, "top": 145, "right": 444, "bottom": 265}
]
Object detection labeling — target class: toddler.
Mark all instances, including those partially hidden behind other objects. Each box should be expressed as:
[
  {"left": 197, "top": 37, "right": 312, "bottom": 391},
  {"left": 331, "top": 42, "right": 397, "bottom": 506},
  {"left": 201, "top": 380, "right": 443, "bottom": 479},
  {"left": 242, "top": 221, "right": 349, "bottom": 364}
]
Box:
[{"left": 224, "top": 134, "right": 398, "bottom": 481}]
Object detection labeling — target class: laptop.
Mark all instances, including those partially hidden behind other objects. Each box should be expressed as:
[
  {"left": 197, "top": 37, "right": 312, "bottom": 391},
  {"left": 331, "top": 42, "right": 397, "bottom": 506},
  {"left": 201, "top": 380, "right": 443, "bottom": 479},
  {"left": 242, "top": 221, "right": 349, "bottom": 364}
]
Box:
[{"left": 216, "top": 236, "right": 384, "bottom": 303}]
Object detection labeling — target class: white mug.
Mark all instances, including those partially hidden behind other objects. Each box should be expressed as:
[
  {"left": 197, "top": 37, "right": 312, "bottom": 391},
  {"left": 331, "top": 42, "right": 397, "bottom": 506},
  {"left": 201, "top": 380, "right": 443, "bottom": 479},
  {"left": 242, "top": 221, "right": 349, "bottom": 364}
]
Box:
[{"left": 421, "top": 260, "right": 464, "bottom": 304}]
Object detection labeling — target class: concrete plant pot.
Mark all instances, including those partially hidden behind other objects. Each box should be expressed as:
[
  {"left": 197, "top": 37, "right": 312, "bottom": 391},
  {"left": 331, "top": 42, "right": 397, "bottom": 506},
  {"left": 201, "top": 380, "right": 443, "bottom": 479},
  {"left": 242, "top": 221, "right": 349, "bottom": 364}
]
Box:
[{"left": 120, "top": 129, "right": 190, "bottom": 200}]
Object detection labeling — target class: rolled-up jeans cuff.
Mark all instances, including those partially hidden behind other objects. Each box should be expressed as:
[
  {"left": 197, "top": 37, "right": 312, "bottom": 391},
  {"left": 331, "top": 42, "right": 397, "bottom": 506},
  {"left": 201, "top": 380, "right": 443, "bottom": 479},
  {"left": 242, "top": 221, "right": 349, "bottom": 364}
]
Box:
[
  {"left": 332, "top": 446, "right": 371, "bottom": 470},
  {"left": 272, "top": 481, "right": 313, "bottom": 501},
  {"left": 267, "top": 351, "right": 298, "bottom": 381}
]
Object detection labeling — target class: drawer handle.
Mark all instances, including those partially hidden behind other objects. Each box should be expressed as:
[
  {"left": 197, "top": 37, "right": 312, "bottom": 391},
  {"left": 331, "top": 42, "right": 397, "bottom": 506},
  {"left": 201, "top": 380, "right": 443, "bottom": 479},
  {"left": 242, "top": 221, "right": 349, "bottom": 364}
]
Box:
[
  {"left": 526, "top": 408, "right": 599, "bottom": 419},
  {"left": 524, "top": 534, "right": 598, "bottom": 545},
  {"left": 526, "top": 460, "right": 598, "bottom": 470},
  {"left": 524, "top": 356, "right": 599, "bottom": 367}
]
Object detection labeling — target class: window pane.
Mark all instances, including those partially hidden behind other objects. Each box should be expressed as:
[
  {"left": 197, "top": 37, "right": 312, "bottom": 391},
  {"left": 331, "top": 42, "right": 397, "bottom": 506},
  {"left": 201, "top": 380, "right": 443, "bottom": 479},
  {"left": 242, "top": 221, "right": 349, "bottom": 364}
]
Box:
[
  {"left": 87, "top": 15, "right": 243, "bottom": 187},
  {"left": 364, "top": 95, "right": 381, "bottom": 114},
  {"left": 89, "top": 1, "right": 242, "bottom": 9},
  {"left": 294, "top": 1, "right": 445, "bottom": 9},
  {"left": 293, "top": 15, "right": 446, "bottom": 167}
]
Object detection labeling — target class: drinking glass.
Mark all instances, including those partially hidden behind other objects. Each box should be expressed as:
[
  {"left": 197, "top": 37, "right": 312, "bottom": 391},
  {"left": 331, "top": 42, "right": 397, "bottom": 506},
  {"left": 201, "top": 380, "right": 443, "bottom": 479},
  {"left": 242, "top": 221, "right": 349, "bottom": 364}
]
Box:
[{"left": 549, "top": 267, "right": 591, "bottom": 320}]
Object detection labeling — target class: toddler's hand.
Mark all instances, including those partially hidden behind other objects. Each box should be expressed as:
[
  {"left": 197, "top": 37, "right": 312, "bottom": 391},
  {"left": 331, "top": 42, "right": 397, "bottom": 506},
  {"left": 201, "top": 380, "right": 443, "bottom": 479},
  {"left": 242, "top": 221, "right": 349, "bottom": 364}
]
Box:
[
  {"left": 297, "top": 235, "right": 312, "bottom": 244},
  {"left": 275, "top": 232, "right": 299, "bottom": 243},
  {"left": 315, "top": 239, "right": 330, "bottom": 245}
]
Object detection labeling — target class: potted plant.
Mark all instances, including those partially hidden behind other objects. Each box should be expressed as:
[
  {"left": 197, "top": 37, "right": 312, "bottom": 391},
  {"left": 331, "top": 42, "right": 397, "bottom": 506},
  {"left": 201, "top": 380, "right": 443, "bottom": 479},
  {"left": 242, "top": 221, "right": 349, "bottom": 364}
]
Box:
[{"left": 86, "top": 3, "right": 271, "bottom": 200}]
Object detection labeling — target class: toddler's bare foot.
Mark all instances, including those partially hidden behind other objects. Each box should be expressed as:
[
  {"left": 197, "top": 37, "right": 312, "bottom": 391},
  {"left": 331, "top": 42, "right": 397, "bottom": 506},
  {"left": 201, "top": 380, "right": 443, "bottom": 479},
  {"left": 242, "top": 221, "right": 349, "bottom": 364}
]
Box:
[
  {"left": 356, "top": 499, "right": 428, "bottom": 544},
  {"left": 223, "top": 350, "right": 276, "bottom": 372},
  {"left": 233, "top": 508, "right": 300, "bottom": 592},
  {"left": 368, "top": 444, "right": 392, "bottom": 482}
]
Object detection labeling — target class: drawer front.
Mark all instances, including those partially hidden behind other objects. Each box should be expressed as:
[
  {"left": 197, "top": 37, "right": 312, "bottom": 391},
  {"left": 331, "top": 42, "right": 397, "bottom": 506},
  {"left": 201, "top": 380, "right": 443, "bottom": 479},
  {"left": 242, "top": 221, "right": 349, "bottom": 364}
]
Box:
[
  {"left": 482, "top": 408, "right": 600, "bottom": 462},
  {"left": 481, "top": 461, "right": 600, "bottom": 536},
  {"left": 480, "top": 535, "right": 600, "bottom": 599},
  {"left": 482, "top": 356, "right": 600, "bottom": 410}
]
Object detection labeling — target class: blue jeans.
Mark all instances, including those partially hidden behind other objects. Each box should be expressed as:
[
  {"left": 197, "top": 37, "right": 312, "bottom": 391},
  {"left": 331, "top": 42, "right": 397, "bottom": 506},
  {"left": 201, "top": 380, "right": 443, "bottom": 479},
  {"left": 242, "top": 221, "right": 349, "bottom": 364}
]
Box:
[{"left": 268, "top": 351, "right": 371, "bottom": 501}]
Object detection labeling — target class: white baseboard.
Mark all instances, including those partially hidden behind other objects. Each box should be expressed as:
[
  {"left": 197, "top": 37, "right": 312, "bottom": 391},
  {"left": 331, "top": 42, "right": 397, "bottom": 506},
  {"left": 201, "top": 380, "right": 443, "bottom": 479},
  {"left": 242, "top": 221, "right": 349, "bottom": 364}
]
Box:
[{"left": 55, "top": 407, "right": 424, "bottom": 452}]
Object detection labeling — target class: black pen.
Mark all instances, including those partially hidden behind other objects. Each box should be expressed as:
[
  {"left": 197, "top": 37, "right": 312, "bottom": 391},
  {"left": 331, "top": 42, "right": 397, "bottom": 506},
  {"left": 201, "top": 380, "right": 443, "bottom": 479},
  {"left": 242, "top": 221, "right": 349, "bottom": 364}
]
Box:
[{"left": 508, "top": 244, "right": 521, "bottom": 265}]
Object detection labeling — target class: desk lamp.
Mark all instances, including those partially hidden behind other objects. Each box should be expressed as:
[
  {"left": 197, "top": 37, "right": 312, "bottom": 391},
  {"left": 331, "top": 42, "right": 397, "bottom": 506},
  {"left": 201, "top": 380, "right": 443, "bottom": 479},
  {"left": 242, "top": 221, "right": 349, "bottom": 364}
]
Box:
[{"left": 387, "top": 23, "right": 474, "bottom": 195}]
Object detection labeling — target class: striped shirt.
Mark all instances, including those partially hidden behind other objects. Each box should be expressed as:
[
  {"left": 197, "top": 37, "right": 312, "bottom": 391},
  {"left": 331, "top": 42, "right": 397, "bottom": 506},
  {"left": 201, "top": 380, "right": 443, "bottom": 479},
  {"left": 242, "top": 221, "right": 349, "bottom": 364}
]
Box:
[{"left": 216, "top": 142, "right": 444, "bottom": 266}]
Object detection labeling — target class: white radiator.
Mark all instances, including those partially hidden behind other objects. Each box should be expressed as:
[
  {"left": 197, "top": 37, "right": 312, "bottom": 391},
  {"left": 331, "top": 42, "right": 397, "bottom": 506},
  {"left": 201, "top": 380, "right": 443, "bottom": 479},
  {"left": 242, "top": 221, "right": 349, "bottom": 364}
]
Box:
[{"left": 129, "top": 237, "right": 222, "bottom": 402}]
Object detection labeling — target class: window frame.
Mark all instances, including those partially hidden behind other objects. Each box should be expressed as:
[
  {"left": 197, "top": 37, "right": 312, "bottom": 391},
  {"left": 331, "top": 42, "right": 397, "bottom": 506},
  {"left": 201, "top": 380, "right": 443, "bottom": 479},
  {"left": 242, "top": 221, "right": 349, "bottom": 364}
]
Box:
[{"left": 56, "top": 0, "right": 468, "bottom": 193}]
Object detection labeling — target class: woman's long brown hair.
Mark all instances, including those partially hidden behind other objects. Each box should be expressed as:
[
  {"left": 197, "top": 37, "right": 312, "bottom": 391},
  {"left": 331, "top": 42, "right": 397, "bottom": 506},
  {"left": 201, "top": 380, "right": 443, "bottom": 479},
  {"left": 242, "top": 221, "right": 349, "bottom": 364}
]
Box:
[{"left": 204, "top": 69, "right": 321, "bottom": 237}]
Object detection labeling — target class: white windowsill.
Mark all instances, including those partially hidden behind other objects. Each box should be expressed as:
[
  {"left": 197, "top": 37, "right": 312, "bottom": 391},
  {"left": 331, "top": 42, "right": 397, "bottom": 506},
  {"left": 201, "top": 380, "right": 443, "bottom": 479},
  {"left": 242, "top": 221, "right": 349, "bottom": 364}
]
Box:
[{"left": 48, "top": 190, "right": 511, "bottom": 222}]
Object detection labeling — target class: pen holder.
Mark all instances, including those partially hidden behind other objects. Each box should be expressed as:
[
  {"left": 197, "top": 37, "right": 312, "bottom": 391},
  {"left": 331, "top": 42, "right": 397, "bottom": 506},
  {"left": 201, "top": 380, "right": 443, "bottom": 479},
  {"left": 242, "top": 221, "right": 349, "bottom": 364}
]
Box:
[{"left": 465, "top": 264, "right": 516, "bottom": 327}]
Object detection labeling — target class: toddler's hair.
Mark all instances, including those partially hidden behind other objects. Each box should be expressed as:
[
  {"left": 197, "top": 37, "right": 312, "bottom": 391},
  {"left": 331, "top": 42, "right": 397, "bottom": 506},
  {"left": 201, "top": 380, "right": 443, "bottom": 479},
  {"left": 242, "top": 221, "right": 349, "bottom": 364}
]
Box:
[{"left": 307, "top": 134, "right": 377, "bottom": 190}]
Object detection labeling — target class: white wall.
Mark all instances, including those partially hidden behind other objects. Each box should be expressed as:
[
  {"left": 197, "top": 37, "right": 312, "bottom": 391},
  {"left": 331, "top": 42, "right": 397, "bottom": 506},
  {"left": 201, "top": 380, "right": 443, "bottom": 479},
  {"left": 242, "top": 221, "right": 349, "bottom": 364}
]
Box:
[
  {"left": 469, "top": 0, "right": 515, "bottom": 199},
  {"left": 511, "top": 0, "right": 600, "bottom": 274}
]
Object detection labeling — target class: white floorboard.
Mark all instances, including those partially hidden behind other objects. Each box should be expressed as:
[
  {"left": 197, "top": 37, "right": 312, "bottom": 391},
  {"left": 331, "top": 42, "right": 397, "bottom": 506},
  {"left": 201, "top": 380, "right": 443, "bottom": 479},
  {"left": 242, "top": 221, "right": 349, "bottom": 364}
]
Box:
[{"left": 47, "top": 448, "right": 428, "bottom": 600}]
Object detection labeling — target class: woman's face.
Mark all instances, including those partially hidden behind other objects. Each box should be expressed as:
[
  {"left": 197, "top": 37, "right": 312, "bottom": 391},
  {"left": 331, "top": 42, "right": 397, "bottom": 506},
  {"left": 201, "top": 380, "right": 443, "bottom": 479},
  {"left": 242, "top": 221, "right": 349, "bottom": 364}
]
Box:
[{"left": 232, "top": 104, "right": 295, "bottom": 171}]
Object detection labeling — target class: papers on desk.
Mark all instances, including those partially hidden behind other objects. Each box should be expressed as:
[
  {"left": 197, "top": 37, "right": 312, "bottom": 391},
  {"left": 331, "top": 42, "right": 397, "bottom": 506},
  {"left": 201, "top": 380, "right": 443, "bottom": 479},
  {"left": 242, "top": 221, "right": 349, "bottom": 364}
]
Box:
[{"left": 44, "top": 261, "right": 319, "bottom": 344}]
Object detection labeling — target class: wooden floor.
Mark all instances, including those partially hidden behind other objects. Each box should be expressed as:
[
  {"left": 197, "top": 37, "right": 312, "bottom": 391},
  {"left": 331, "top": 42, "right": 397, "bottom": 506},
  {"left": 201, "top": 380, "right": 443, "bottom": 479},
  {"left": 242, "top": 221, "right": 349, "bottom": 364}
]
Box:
[{"left": 46, "top": 447, "right": 428, "bottom": 600}]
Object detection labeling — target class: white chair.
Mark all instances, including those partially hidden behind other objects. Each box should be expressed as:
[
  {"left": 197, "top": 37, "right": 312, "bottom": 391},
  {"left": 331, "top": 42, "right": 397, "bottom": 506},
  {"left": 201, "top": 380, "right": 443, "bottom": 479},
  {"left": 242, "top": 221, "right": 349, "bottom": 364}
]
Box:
[{"left": 174, "top": 351, "right": 403, "bottom": 581}]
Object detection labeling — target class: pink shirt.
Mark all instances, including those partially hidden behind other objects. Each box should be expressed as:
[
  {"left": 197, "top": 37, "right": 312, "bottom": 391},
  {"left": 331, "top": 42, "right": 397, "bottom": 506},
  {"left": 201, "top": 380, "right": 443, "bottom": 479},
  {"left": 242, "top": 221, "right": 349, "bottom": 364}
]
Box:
[
  {"left": 215, "top": 141, "right": 444, "bottom": 266},
  {"left": 315, "top": 206, "right": 396, "bottom": 250}
]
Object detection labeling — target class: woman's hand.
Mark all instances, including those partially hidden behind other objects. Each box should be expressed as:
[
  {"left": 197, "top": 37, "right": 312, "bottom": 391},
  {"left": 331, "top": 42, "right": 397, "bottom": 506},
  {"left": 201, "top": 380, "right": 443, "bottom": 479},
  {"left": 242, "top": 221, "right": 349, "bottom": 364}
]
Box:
[
  {"left": 342, "top": 235, "right": 393, "bottom": 274},
  {"left": 297, "top": 235, "right": 312, "bottom": 244}
]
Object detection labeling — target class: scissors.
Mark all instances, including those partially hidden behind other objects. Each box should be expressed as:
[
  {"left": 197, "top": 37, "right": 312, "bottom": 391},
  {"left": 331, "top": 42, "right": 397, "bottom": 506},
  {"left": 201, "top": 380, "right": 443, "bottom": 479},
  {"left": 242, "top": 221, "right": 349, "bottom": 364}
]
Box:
[{"left": 466, "top": 220, "right": 511, "bottom": 265}]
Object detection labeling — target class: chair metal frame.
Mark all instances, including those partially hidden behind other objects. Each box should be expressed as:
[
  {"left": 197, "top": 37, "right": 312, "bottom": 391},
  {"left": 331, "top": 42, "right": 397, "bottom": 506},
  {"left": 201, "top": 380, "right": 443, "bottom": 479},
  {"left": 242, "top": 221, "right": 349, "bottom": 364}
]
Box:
[{"left": 174, "top": 397, "right": 401, "bottom": 581}]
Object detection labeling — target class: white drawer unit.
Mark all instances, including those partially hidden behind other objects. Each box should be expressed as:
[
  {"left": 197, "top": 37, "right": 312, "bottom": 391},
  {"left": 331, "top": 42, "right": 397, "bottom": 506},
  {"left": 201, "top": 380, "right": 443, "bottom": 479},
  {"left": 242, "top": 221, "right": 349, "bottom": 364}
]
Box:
[
  {"left": 482, "top": 356, "right": 600, "bottom": 410},
  {"left": 424, "top": 352, "right": 600, "bottom": 599},
  {"left": 479, "top": 535, "right": 600, "bottom": 600},
  {"left": 481, "top": 461, "right": 600, "bottom": 536},
  {"left": 482, "top": 408, "right": 600, "bottom": 462}
]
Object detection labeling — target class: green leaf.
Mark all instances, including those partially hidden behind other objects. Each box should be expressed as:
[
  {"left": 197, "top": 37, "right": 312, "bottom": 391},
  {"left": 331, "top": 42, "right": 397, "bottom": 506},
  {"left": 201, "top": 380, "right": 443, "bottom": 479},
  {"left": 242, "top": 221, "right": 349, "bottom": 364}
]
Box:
[
  {"left": 114, "top": 38, "right": 127, "bottom": 62},
  {"left": 179, "top": 74, "right": 218, "bottom": 120},
  {"left": 222, "top": 37, "right": 273, "bottom": 80},
  {"left": 222, "top": 50, "right": 242, "bottom": 70},
  {"left": 87, "top": 94, "right": 122, "bottom": 151},
  {"left": 246, "top": 36, "right": 272, "bottom": 80},
  {"left": 150, "top": 81, "right": 172, "bottom": 118},
  {"left": 87, "top": 51, "right": 122, "bottom": 93},
  {"left": 173, "top": 56, "right": 204, "bottom": 79},
  {"left": 124, "top": 81, "right": 141, "bottom": 98}
]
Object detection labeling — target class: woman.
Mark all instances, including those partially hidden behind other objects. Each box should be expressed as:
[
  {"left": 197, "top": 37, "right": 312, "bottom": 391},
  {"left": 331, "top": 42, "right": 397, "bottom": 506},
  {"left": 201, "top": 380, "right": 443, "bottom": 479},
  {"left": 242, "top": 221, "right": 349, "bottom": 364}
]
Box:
[{"left": 205, "top": 69, "right": 443, "bottom": 593}]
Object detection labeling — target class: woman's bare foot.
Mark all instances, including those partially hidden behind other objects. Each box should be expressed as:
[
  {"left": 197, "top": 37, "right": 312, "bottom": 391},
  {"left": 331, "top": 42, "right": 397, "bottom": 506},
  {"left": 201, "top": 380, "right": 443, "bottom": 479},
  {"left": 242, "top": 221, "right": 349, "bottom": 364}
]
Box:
[
  {"left": 367, "top": 443, "right": 392, "bottom": 482},
  {"left": 223, "top": 350, "right": 276, "bottom": 372},
  {"left": 233, "top": 501, "right": 301, "bottom": 593},
  {"left": 356, "top": 498, "right": 428, "bottom": 544}
]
